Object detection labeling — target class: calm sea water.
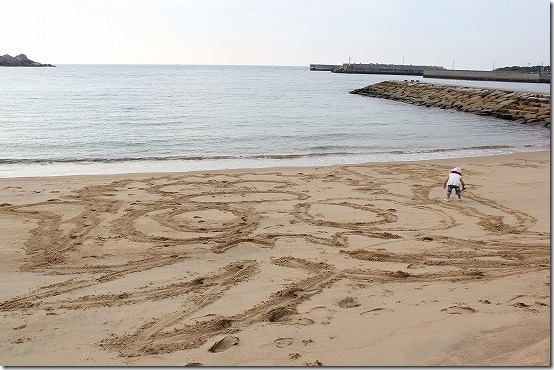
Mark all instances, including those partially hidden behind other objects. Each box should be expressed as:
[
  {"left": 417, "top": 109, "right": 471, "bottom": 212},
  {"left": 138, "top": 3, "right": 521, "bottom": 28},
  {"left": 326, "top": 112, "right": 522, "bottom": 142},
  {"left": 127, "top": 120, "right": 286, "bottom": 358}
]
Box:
[{"left": 0, "top": 65, "right": 550, "bottom": 178}]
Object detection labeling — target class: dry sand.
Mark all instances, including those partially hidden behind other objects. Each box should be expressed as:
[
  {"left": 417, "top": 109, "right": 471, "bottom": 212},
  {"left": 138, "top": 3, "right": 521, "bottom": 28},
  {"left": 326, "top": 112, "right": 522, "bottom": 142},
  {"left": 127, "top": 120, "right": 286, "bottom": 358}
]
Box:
[{"left": 0, "top": 151, "right": 550, "bottom": 366}]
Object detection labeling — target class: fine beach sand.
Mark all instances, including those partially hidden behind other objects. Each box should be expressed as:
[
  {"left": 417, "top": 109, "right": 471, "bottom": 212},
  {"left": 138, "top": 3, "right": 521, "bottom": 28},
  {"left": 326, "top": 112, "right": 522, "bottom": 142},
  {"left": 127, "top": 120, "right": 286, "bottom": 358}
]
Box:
[{"left": 0, "top": 151, "right": 550, "bottom": 366}]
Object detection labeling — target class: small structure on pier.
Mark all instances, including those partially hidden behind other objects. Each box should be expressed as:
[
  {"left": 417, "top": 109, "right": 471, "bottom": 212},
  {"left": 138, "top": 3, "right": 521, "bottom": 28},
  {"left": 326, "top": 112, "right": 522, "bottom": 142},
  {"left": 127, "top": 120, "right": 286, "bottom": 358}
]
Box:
[{"left": 332, "top": 63, "right": 444, "bottom": 76}]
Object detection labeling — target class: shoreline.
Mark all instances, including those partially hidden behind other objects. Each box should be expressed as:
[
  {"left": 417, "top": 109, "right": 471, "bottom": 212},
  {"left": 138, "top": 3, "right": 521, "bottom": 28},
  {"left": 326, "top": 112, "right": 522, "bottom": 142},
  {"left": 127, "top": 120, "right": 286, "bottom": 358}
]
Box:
[
  {"left": 0, "top": 149, "right": 550, "bottom": 180},
  {"left": 0, "top": 150, "right": 550, "bottom": 366}
]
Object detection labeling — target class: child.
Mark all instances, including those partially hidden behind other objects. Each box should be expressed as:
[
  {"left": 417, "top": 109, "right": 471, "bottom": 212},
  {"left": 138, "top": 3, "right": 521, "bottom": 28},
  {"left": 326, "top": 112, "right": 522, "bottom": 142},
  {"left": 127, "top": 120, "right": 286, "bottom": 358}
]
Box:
[{"left": 443, "top": 167, "right": 465, "bottom": 202}]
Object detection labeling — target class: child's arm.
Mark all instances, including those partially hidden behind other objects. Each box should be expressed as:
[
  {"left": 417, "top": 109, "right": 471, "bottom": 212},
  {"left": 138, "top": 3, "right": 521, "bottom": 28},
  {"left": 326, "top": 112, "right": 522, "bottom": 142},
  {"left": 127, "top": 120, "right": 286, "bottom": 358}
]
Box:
[
  {"left": 443, "top": 177, "right": 448, "bottom": 188},
  {"left": 461, "top": 178, "right": 466, "bottom": 190}
]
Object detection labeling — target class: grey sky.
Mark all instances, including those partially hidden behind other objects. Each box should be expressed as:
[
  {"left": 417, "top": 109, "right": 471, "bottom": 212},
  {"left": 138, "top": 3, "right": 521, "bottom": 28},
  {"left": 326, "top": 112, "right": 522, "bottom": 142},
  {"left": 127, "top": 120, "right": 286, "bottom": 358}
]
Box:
[{"left": 0, "top": 0, "right": 550, "bottom": 69}]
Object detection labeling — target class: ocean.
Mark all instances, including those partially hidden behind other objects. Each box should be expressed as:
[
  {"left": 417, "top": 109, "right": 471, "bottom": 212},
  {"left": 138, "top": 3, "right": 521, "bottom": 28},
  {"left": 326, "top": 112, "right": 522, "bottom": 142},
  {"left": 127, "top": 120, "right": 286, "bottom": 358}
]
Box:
[{"left": 0, "top": 65, "right": 550, "bottom": 178}]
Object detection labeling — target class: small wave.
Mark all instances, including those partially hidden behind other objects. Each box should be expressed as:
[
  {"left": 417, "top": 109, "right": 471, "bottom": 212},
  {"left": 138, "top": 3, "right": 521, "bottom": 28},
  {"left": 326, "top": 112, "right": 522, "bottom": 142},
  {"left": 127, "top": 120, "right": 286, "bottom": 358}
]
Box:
[
  {"left": 0, "top": 156, "right": 226, "bottom": 165},
  {"left": 0, "top": 152, "right": 359, "bottom": 165},
  {"left": 307, "top": 145, "right": 371, "bottom": 152},
  {"left": 387, "top": 145, "right": 513, "bottom": 155},
  {"left": 250, "top": 152, "right": 356, "bottom": 160},
  {"left": 0, "top": 144, "right": 535, "bottom": 166}
]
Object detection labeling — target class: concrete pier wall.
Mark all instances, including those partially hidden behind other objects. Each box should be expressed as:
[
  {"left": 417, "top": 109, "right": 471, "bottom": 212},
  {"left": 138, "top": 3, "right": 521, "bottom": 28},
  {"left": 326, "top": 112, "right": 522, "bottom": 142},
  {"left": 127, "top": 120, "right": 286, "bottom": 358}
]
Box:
[
  {"left": 423, "top": 69, "right": 550, "bottom": 83},
  {"left": 309, "top": 64, "right": 341, "bottom": 71},
  {"left": 310, "top": 62, "right": 550, "bottom": 83},
  {"left": 333, "top": 63, "right": 444, "bottom": 75},
  {"left": 351, "top": 81, "right": 550, "bottom": 127}
]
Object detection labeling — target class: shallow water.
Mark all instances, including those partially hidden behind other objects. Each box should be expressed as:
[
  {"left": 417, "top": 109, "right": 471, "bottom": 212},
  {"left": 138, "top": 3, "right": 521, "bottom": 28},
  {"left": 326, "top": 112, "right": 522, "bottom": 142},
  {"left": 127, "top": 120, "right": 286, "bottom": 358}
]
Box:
[{"left": 0, "top": 65, "right": 549, "bottom": 177}]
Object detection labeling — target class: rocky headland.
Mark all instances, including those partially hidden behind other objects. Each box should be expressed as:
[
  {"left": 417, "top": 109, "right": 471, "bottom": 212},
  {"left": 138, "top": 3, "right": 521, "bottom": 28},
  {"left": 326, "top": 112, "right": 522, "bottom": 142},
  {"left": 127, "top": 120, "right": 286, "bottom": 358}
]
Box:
[
  {"left": 0, "top": 54, "right": 55, "bottom": 67},
  {"left": 351, "top": 81, "right": 550, "bottom": 127}
]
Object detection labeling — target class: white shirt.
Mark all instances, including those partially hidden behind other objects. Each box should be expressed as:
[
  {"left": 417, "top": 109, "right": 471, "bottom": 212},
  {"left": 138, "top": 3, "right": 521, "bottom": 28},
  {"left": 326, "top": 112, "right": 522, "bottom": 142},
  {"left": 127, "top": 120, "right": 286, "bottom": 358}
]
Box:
[{"left": 447, "top": 173, "right": 462, "bottom": 186}]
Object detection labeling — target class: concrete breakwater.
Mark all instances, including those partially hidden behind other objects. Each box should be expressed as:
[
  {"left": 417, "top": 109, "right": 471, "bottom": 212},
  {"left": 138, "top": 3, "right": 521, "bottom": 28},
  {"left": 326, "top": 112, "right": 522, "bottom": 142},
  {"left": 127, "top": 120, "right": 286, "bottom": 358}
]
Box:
[
  {"left": 351, "top": 81, "right": 550, "bottom": 127},
  {"left": 423, "top": 69, "right": 549, "bottom": 83}
]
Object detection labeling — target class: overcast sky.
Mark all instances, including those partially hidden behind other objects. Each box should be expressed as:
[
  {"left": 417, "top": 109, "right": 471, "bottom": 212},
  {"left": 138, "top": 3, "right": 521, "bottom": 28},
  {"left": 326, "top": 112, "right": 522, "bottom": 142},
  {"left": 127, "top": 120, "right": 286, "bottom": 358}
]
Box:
[{"left": 0, "top": 0, "right": 550, "bottom": 70}]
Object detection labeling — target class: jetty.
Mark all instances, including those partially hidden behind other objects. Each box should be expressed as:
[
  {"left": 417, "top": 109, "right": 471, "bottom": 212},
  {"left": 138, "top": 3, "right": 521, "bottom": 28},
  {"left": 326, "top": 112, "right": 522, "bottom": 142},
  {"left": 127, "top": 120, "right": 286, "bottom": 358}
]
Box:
[
  {"left": 311, "top": 62, "right": 550, "bottom": 83},
  {"left": 423, "top": 69, "right": 550, "bottom": 83},
  {"left": 351, "top": 80, "right": 550, "bottom": 127},
  {"left": 335, "top": 63, "right": 444, "bottom": 76},
  {"left": 310, "top": 62, "right": 444, "bottom": 76},
  {"left": 310, "top": 64, "right": 341, "bottom": 71}
]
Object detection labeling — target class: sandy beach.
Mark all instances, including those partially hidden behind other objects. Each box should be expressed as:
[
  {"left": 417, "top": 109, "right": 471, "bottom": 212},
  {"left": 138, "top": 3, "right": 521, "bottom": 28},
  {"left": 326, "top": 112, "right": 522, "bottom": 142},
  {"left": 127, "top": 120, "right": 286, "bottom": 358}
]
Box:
[{"left": 0, "top": 151, "right": 549, "bottom": 366}]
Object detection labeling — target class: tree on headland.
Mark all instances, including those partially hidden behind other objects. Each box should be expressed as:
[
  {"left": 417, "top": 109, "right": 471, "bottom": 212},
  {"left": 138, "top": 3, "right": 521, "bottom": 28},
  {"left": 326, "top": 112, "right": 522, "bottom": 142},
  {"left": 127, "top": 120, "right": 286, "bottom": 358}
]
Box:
[{"left": 494, "top": 65, "right": 550, "bottom": 74}]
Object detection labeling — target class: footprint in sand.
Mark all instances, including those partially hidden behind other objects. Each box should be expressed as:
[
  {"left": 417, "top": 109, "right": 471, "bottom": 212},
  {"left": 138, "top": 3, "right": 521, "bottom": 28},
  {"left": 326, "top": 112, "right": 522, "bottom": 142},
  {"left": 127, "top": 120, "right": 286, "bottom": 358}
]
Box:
[
  {"left": 441, "top": 306, "right": 475, "bottom": 314},
  {"left": 507, "top": 294, "right": 542, "bottom": 307},
  {"left": 306, "top": 306, "right": 336, "bottom": 325},
  {"left": 294, "top": 317, "right": 315, "bottom": 326},
  {"left": 304, "top": 360, "right": 323, "bottom": 366},
  {"left": 274, "top": 337, "right": 294, "bottom": 348},
  {"left": 208, "top": 335, "right": 239, "bottom": 353},
  {"left": 338, "top": 297, "right": 360, "bottom": 308},
  {"left": 368, "top": 289, "right": 395, "bottom": 298},
  {"left": 360, "top": 307, "right": 394, "bottom": 315}
]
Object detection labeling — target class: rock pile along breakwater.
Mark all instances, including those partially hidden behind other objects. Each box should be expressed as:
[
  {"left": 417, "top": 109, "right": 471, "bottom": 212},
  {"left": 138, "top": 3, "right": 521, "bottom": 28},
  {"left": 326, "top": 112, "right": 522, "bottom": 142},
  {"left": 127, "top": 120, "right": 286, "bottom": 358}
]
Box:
[{"left": 351, "top": 81, "right": 550, "bottom": 127}]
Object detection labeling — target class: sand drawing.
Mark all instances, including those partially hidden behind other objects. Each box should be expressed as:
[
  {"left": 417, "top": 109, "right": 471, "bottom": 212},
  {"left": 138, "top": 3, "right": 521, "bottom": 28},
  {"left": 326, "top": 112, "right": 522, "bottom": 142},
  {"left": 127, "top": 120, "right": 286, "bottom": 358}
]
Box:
[{"left": 0, "top": 158, "right": 549, "bottom": 364}]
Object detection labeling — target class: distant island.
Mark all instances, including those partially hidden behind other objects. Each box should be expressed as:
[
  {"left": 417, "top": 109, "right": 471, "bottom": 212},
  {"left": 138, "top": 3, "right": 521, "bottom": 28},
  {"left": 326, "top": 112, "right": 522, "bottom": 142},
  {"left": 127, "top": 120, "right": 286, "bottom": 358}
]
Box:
[{"left": 0, "top": 54, "right": 55, "bottom": 67}]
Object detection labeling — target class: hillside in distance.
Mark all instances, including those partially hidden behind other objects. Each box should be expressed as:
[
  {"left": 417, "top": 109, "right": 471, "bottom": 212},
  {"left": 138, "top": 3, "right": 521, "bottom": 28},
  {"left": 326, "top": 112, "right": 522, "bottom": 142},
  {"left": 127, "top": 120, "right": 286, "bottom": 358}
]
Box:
[{"left": 0, "top": 54, "right": 55, "bottom": 67}]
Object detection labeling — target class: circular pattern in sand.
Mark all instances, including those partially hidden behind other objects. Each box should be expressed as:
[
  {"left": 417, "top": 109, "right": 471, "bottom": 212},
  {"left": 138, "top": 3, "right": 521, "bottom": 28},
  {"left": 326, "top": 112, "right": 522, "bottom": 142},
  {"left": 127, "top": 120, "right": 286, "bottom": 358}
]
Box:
[{"left": 0, "top": 159, "right": 548, "bottom": 362}]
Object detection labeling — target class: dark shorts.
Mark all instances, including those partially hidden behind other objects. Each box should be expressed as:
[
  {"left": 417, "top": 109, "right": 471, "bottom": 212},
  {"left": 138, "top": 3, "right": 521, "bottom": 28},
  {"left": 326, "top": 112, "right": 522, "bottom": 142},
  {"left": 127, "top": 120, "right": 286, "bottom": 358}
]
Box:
[{"left": 447, "top": 185, "right": 461, "bottom": 195}]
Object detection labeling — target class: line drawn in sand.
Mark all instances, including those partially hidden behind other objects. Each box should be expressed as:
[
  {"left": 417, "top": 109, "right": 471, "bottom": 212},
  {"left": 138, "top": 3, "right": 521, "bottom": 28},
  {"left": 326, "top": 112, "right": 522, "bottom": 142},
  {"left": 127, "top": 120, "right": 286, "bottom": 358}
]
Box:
[{"left": 0, "top": 161, "right": 549, "bottom": 358}]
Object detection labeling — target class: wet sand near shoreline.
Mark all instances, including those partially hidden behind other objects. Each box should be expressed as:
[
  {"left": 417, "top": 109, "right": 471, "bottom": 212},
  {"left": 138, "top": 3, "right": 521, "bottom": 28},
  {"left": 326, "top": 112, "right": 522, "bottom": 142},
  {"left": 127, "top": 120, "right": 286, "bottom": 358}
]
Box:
[{"left": 0, "top": 151, "right": 549, "bottom": 366}]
